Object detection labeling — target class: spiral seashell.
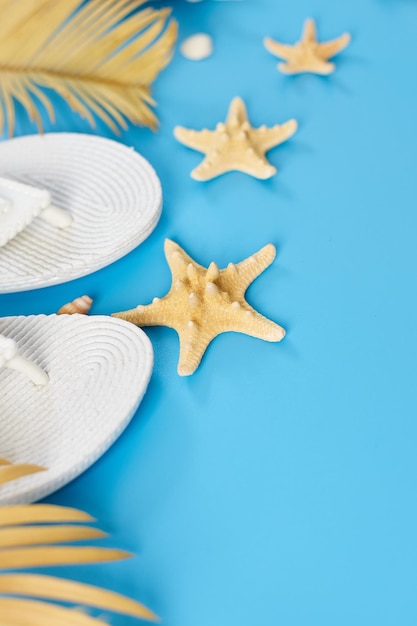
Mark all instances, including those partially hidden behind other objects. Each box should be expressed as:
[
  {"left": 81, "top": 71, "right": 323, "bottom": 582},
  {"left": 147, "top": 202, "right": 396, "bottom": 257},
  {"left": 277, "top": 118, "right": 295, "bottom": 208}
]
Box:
[{"left": 58, "top": 295, "right": 93, "bottom": 315}]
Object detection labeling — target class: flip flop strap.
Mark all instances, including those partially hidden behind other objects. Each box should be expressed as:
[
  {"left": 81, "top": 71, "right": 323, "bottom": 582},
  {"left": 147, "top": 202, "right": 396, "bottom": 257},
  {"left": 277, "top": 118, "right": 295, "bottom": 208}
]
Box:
[
  {"left": 0, "top": 177, "right": 72, "bottom": 247},
  {"left": 0, "top": 335, "right": 49, "bottom": 386}
]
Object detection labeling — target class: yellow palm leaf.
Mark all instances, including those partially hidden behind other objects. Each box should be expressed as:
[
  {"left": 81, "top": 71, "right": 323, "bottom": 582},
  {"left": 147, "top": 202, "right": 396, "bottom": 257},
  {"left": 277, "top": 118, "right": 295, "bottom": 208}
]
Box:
[
  {"left": 0, "top": 458, "right": 157, "bottom": 625},
  {"left": 0, "top": 463, "right": 44, "bottom": 486},
  {"left": 0, "top": 0, "right": 177, "bottom": 135}
]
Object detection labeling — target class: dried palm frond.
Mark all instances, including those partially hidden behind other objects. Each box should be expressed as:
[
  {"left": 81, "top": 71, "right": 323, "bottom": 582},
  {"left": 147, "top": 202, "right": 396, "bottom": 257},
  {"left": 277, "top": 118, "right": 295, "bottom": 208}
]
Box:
[
  {"left": 0, "top": 0, "right": 177, "bottom": 135},
  {"left": 0, "top": 458, "right": 157, "bottom": 625}
]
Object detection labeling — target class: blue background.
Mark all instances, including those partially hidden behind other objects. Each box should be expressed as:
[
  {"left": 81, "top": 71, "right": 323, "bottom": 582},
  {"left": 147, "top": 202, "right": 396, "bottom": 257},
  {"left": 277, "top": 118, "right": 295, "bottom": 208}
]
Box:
[{"left": 1, "top": 0, "right": 417, "bottom": 624}]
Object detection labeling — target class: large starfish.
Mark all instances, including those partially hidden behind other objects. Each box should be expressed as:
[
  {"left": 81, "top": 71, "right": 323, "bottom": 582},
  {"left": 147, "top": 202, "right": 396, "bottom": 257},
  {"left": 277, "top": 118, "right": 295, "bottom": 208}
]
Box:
[
  {"left": 113, "top": 239, "right": 286, "bottom": 376},
  {"left": 174, "top": 97, "right": 297, "bottom": 181},
  {"left": 264, "top": 18, "right": 350, "bottom": 75}
]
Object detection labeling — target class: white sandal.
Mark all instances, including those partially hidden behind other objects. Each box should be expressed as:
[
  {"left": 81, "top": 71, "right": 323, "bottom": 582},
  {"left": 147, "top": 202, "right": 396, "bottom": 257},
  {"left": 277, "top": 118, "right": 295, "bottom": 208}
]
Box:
[
  {"left": 0, "top": 133, "right": 161, "bottom": 293},
  {"left": 0, "top": 314, "right": 153, "bottom": 504}
]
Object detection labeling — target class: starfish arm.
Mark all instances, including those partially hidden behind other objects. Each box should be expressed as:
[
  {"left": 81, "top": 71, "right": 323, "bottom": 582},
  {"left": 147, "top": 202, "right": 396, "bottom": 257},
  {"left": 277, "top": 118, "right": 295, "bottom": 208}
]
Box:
[
  {"left": 112, "top": 308, "right": 142, "bottom": 324},
  {"left": 112, "top": 299, "right": 175, "bottom": 329},
  {"left": 279, "top": 59, "right": 334, "bottom": 75},
  {"left": 252, "top": 119, "right": 298, "bottom": 152},
  {"left": 302, "top": 18, "right": 317, "bottom": 43},
  {"left": 229, "top": 306, "right": 286, "bottom": 342},
  {"left": 191, "top": 156, "right": 234, "bottom": 182},
  {"left": 177, "top": 330, "right": 213, "bottom": 376},
  {"left": 277, "top": 61, "right": 302, "bottom": 75},
  {"left": 316, "top": 33, "right": 350, "bottom": 60},
  {"left": 226, "top": 97, "right": 249, "bottom": 127},
  {"left": 174, "top": 126, "right": 215, "bottom": 153},
  {"left": 312, "top": 61, "right": 335, "bottom": 74},
  {"left": 224, "top": 244, "right": 276, "bottom": 294},
  {"left": 218, "top": 147, "right": 276, "bottom": 180},
  {"left": 164, "top": 239, "right": 205, "bottom": 275},
  {"left": 264, "top": 37, "right": 294, "bottom": 61}
]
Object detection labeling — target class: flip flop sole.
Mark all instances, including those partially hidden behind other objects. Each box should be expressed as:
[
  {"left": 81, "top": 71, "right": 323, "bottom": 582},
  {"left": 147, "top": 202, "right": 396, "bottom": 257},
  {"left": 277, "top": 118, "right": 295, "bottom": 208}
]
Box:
[
  {"left": 0, "top": 133, "right": 162, "bottom": 293},
  {"left": 0, "top": 314, "right": 153, "bottom": 504}
]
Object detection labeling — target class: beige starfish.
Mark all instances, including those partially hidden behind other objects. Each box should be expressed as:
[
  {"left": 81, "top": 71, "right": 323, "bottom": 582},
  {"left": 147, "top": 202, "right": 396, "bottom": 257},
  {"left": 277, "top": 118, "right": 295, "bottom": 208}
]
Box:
[
  {"left": 264, "top": 18, "right": 351, "bottom": 75},
  {"left": 113, "top": 239, "right": 286, "bottom": 376},
  {"left": 174, "top": 97, "right": 297, "bottom": 181}
]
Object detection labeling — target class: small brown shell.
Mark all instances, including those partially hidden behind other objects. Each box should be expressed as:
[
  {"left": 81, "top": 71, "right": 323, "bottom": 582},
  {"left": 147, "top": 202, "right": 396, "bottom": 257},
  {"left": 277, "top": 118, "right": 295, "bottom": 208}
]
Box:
[{"left": 58, "top": 295, "right": 93, "bottom": 315}]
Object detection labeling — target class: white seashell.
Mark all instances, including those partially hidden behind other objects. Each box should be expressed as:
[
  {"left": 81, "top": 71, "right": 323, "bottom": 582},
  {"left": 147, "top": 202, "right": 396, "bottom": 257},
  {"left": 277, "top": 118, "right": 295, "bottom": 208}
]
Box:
[{"left": 180, "top": 33, "right": 213, "bottom": 61}]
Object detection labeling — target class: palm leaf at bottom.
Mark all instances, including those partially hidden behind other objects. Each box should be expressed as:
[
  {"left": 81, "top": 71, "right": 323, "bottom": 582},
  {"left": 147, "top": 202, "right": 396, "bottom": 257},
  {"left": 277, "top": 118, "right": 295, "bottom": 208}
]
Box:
[{"left": 0, "top": 458, "right": 157, "bottom": 624}]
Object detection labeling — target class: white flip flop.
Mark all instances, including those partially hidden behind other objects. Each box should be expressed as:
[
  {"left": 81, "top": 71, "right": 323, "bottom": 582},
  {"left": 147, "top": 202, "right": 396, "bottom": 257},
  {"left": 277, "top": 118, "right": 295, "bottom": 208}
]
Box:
[
  {"left": 0, "top": 314, "right": 153, "bottom": 504},
  {"left": 0, "top": 133, "right": 161, "bottom": 293}
]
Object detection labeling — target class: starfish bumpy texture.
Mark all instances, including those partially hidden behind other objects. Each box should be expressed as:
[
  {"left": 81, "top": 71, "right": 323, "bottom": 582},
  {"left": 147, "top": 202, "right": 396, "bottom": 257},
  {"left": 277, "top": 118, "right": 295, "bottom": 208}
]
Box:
[
  {"left": 264, "top": 18, "right": 350, "bottom": 75},
  {"left": 113, "top": 239, "right": 286, "bottom": 376},
  {"left": 174, "top": 97, "right": 297, "bottom": 181}
]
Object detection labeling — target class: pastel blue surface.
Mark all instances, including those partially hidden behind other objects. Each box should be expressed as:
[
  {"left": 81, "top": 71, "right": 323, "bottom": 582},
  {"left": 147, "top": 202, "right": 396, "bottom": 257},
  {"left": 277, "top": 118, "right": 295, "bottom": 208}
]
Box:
[{"left": 1, "top": 0, "right": 417, "bottom": 624}]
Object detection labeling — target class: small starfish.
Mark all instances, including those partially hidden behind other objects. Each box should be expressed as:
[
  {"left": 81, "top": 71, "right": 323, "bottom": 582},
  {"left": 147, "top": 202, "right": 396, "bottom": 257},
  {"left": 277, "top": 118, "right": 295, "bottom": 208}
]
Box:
[
  {"left": 113, "top": 239, "right": 286, "bottom": 376},
  {"left": 174, "top": 97, "right": 297, "bottom": 181},
  {"left": 264, "top": 18, "right": 350, "bottom": 75}
]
